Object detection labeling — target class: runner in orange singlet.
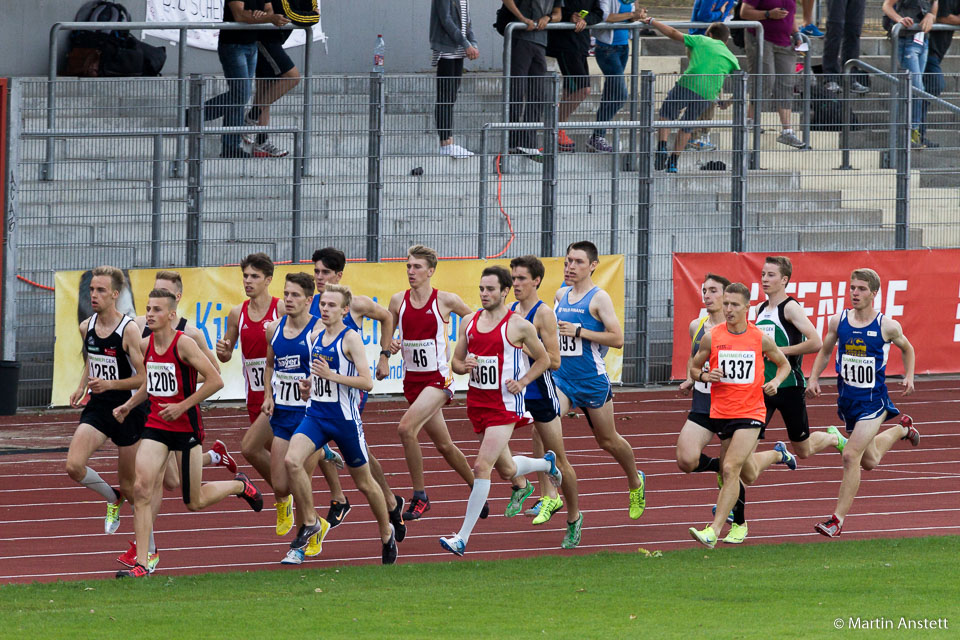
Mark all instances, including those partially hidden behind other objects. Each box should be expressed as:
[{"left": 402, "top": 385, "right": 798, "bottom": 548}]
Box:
[{"left": 687, "top": 282, "right": 791, "bottom": 548}]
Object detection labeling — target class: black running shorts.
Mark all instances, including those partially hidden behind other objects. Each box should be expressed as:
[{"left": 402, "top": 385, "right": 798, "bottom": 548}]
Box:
[
  {"left": 80, "top": 397, "right": 145, "bottom": 447},
  {"left": 764, "top": 385, "right": 810, "bottom": 442},
  {"left": 710, "top": 417, "right": 765, "bottom": 441}
]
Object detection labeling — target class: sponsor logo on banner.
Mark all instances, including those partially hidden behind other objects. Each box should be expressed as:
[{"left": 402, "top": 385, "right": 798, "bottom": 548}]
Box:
[{"left": 671, "top": 250, "right": 960, "bottom": 380}]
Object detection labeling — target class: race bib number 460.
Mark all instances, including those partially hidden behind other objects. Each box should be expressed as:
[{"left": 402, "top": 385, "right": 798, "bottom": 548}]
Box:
[
  {"left": 840, "top": 353, "right": 875, "bottom": 389},
  {"left": 88, "top": 353, "right": 119, "bottom": 381},
  {"left": 245, "top": 357, "right": 267, "bottom": 392},
  {"left": 273, "top": 371, "right": 306, "bottom": 407},
  {"left": 146, "top": 362, "right": 178, "bottom": 397},
  {"left": 717, "top": 350, "right": 756, "bottom": 384},
  {"left": 468, "top": 355, "right": 500, "bottom": 390},
  {"left": 402, "top": 339, "right": 438, "bottom": 372}
]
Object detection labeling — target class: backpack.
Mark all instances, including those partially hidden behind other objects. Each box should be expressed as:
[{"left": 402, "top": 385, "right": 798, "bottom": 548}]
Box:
[
  {"left": 495, "top": 0, "right": 531, "bottom": 36},
  {"left": 73, "top": 1, "right": 131, "bottom": 34},
  {"left": 65, "top": 2, "right": 166, "bottom": 78},
  {"left": 808, "top": 84, "right": 860, "bottom": 131}
]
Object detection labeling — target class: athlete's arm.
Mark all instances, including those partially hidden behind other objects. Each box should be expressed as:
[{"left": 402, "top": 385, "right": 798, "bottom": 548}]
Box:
[
  {"left": 575, "top": 289, "right": 624, "bottom": 349},
  {"left": 439, "top": 291, "right": 473, "bottom": 321},
  {"left": 112, "top": 338, "right": 150, "bottom": 423},
  {"left": 450, "top": 311, "right": 477, "bottom": 376},
  {"left": 185, "top": 323, "right": 221, "bottom": 373},
  {"left": 353, "top": 294, "right": 394, "bottom": 380},
  {"left": 761, "top": 333, "right": 791, "bottom": 395},
  {"left": 216, "top": 304, "right": 242, "bottom": 363},
  {"left": 298, "top": 325, "right": 323, "bottom": 398},
  {"left": 505, "top": 316, "right": 551, "bottom": 395},
  {"left": 159, "top": 336, "right": 224, "bottom": 422},
  {"left": 70, "top": 320, "right": 91, "bottom": 407},
  {"left": 387, "top": 292, "right": 405, "bottom": 354},
  {"left": 679, "top": 317, "right": 702, "bottom": 395},
  {"left": 781, "top": 300, "right": 823, "bottom": 356},
  {"left": 313, "top": 331, "right": 374, "bottom": 392},
  {"left": 690, "top": 332, "right": 720, "bottom": 383},
  {"left": 883, "top": 316, "right": 916, "bottom": 396},
  {"left": 261, "top": 321, "right": 279, "bottom": 417},
  {"left": 806, "top": 312, "right": 841, "bottom": 398},
  {"left": 91, "top": 321, "right": 147, "bottom": 393},
  {"left": 534, "top": 305, "right": 562, "bottom": 370}
]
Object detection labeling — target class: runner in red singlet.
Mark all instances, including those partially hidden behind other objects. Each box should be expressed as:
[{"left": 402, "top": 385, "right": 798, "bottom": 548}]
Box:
[
  {"left": 386, "top": 245, "right": 481, "bottom": 522},
  {"left": 439, "top": 266, "right": 557, "bottom": 557},
  {"left": 113, "top": 289, "right": 263, "bottom": 578},
  {"left": 216, "top": 253, "right": 285, "bottom": 488},
  {"left": 687, "top": 282, "right": 790, "bottom": 548}
]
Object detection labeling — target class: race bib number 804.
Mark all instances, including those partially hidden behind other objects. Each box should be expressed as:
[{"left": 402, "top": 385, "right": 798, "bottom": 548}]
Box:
[{"left": 717, "top": 350, "right": 756, "bottom": 384}]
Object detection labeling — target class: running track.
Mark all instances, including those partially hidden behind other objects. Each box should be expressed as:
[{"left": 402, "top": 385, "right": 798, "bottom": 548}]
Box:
[{"left": 1, "top": 381, "right": 958, "bottom": 584}]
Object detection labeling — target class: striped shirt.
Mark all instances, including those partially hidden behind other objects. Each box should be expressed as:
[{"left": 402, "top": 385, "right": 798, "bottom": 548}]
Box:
[{"left": 431, "top": 0, "right": 469, "bottom": 65}]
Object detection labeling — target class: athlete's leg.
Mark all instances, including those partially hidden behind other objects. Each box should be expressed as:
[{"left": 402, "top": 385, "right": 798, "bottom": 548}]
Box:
[
  {"left": 270, "top": 436, "right": 291, "bottom": 499},
  {"left": 182, "top": 444, "right": 245, "bottom": 511},
  {"left": 740, "top": 443, "right": 780, "bottom": 485},
  {"left": 834, "top": 414, "right": 885, "bottom": 521},
  {"left": 861, "top": 417, "right": 909, "bottom": 470},
  {"left": 285, "top": 433, "right": 320, "bottom": 525},
  {"left": 456, "top": 424, "right": 515, "bottom": 544},
  {"left": 317, "top": 458, "right": 347, "bottom": 503},
  {"left": 65, "top": 423, "right": 114, "bottom": 499},
  {"left": 530, "top": 427, "right": 559, "bottom": 500},
  {"left": 397, "top": 386, "right": 450, "bottom": 493},
  {"left": 241, "top": 412, "right": 274, "bottom": 487},
  {"left": 133, "top": 438, "right": 169, "bottom": 568},
  {"left": 583, "top": 401, "right": 641, "bottom": 490},
  {"left": 366, "top": 452, "right": 398, "bottom": 511},
  {"left": 422, "top": 408, "right": 476, "bottom": 487},
  {"left": 162, "top": 451, "right": 180, "bottom": 490},
  {"left": 676, "top": 420, "right": 716, "bottom": 473},
  {"left": 347, "top": 463, "right": 393, "bottom": 542},
  {"left": 535, "top": 417, "right": 579, "bottom": 519},
  {"left": 710, "top": 428, "right": 761, "bottom": 534},
  {"left": 791, "top": 431, "right": 836, "bottom": 458},
  {"left": 116, "top": 441, "right": 139, "bottom": 507}
]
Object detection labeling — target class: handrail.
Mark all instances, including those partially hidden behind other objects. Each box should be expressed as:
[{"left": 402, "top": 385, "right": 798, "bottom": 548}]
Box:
[{"left": 888, "top": 23, "right": 960, "bottom": 77}]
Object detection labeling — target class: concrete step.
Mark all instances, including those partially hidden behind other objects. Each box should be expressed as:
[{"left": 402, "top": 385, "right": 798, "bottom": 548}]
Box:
[{"left": 751, "top": 208, "right": 884, "bottom": 228}]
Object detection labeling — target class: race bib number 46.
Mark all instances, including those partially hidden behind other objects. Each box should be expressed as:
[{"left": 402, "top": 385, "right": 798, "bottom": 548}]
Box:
[
  {"left": 245, "top": 357, "right": 267, "bottom": 392},
  {"left": 558, "top": 325, "right": 582, "bottom": 357},
  {"left": 273, "top": 371, "right": 306, "bottom": 407},
  {"left": 468, "top": 355, "right": 500, "bottom": 390},
  {"left": 840, "top": 353, "right": 875, "bottom": 389},
  {"left": 146, "top": 362, "right": 178, "bottom": 397},
  {"left": 88, "top": 353, "right": 119, "bottom": 381},
  {"left": 402, "top": 339, "right": 438, "bottom": 372},
  {"left": 717, "top": 350, "right": 756, "bottom": 384}
]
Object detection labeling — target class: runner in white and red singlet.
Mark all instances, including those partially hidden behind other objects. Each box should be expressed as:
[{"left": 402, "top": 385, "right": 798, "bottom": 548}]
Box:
[
  {"left": 386, "top": 245, "right": 482, "bottom": 522},
  {"left": 439, "top": 266, "right": 558, "bottom": 557},
  {"left": 216, "top": 253, "right": 284, "bottom": 488},
  {"left": 114, "top": 289, "right": 263, "bottom": 578}
]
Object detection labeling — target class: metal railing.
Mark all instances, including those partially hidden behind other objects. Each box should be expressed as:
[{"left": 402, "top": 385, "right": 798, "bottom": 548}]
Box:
[
  {"left": 888, "top": 23, "right": 960, "bottom": 72},
  {"left": 45, "top": 21, "right": 316, "bottom": 180}
]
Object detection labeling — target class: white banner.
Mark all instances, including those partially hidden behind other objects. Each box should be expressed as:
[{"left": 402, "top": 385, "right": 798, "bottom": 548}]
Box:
[{"left": 144, "top": 0, "right": 325, "bottom": 51}]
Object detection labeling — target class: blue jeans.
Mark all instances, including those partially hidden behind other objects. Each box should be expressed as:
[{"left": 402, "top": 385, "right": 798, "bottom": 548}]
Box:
[
  {"left": 594, "top": 44, "right": 630, "bottom": 138},
  {"left": 204, "top": 42, "right": 257, "bottom": 155},
  {"left": 920, "top": 52, "right": 943, "bottom": 137},
  {"left": 897, "top": 38, "right": 928, "bottom": 132}
]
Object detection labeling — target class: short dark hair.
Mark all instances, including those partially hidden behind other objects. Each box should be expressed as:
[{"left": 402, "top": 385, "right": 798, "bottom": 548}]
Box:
[
  {"left": 240, "top": 252, "right": 275, "bottom": 278},
  {"left": 706, "top": 22, "right": 730, "bottom": 43},
  {"left": 481, "top": 265, "right": 513, "bottom": 291},
  {"left": 148, "top": 288, "right": 178, "bottom": 310},
  {"left": 724, "top": 282, "right": 751, "bottom": 304},
  {"left": 764, "top": 256, "right": 793, "bottom": 280},
  {"left": 509, "top": 255, "right": 545, "bottom": 288},
  {"left": 566, "top": 241, "right": 599, "bottom": 264},
  {"left": 704, "top": 273, "right": 731, "bottom": 289},
  {"left": 312, "top": 247, "right": 346, "bottom": 273},
  {"left": 286, "top": 272, "right": 315, "bottom": 296}
]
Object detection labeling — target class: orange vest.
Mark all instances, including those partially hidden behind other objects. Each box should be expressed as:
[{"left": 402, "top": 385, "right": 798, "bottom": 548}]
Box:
[{"left": 708, "top": 323, "right": 766, "bottom": 421}]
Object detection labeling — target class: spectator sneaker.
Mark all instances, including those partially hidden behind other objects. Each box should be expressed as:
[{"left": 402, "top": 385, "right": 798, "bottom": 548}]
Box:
[
  {"left": 900, "top": 414, "right": 920, "bottom": 446},
  {"left": 911, "top": 129, "right": 924, "bottom": 148},
  {"left": 665, "top": 154, "right": 679, "bottom": 174},
  {"left": 253, "top": 141, "right": 289, "bottom": 158},
  {"left": 800, "top": 23, "right": 824, "bottom": 37},
  {"left": 327, "top": 498, "right": 352, "bottom": 528},
  {"left": 815, "top": 515, "right": 842, "bottom": 538},
  {"left": 777, "top": 130, "right": 805, "bottom": 148},
  {"left": 509, "top": 146, "right": 543, "bottom": 163},
  {"left": 586, "top": 135, "right": 614, "bottom": 153},
  {"left": 921, "top": 137, "right": 940, "bottom": 149},
  {"left": 558, "top": 129, "right": 576, "bottom": 153},
  {"left": 211, "top": 440, "right": 238, "bottom": 473},
  {"left": 850, "top": 81, "right": 869, "bottom": 94},
  {"left": 686, "top": 137, "right": 717, "bottom": 151},
  {"left": 655, "top": 148, "right": 669, "bottom": 170},
  {"left": 439, "top": 143, "right": 474, "bottom": 159},
  {"left": 824, "top": 81, "right": 841, "bottom": 93}
]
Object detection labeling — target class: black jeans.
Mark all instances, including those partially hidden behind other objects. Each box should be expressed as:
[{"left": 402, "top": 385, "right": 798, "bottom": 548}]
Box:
[
  {"left": 435, "top": 57, "right": 464, "bottom": 141},
  {"left": 822, "top": 0, "right": 865, "bottom": 81},
  {"left": 508, "top": 38, "right": 548, "bottom": 150}
]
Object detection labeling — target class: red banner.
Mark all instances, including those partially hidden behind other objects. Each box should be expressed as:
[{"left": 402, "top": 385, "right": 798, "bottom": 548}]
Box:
[{"left": 671, "top": 250, "right": 960, "bottom": 380}]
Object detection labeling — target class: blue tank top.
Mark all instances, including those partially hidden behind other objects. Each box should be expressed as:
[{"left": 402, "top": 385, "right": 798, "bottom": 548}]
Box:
[
  {"left": 510, "top": 300, "right": 559, "bottom": 402},
  {"left": 690, "top": 315, "right": 711, "bottom": 414},
  {"left": 835, "top": 309, "right": 890, "bottom": 402},
  {"left": 554, "top": 286, "right": 609, "bottom": 381},
  {"left": 269, "top": 315, "right": 318, "bottom": 411},
  {"left": 305, "top": 326, "right": 362, "bottom": 422},
  {"left": 309, "top": 294, "right": 362, "bottom": 333}
]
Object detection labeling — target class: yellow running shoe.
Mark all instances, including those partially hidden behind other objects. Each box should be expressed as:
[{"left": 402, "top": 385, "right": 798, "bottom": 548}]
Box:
[
  {"left": 305, "top": 517, "right": 331, "bottom": 557},
  {"left": 689, "top": 525, "right": 717, "bottom": 549},
  {"left": 146, "top": 551, "right": 160, "bottom": 573},
  {"left": 275, "top": 494, "right": 294, "bottom": 536},
  {"left": 628, "top": 471, "right": 646, "bottom": 519},
  {"left": 104, "top": 495, "right": 124, "bottom": 534},
  {"left": 532, "top": 495, "right": 564, "bottom": 525},
  {"left": 722, "top": 522, "right": 748, "bottom": 544}
]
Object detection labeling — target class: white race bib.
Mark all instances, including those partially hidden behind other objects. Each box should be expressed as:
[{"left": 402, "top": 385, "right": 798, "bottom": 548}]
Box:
[
  {"left": 717, "top": 350, "right": 756, "bottom": 384},
  {"left": 402, "top": 339, "right": 438, "bottom": 372},
  {"left": 840, "top": 353, "right": 876, "bottom": 389},
  {"left": 468, "top": 355, "right": 500, "bottom": 390},
  {"left": 244, "top": 357, "right": 267, "bottom": 392},
  {"left": 757, "top": 323, "right": 777, "bottom": 341},
  {"left": 146, "top": 361, "right": 178, "bottom": 397},
  {"left": 558, "top": 325, "right": 582, "bottom": 357},
  {"left": 273, "top": 371, "right": 306, "bottom": 407},
  {"left": 694, "top": 364, "right": 711, "bottom": 393},
  {"left": 310, "top": 374, "right": 336, "bottom": 403},
  {"left": 88, "top": 353, "right": 120, "bottom": 381}
]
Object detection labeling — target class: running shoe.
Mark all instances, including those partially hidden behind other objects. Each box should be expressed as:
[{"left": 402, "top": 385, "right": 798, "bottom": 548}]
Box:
[
  {"left": 439, "top": 533, "right": 466, "bottom": 557},
  {"left": 439, "top": 143, "right": 474, "bottom": 159},
  {"left": 242, "top": 112, "right": 258, "bottom": 145},
  {"left": 689, "top": 525, "right": 718, "bottom": 549},
  {"left": 826, "top": 426, "right": 847, "bottom": 453},
  {"left": 105, "top": 494, "right": 124, "bottom": 534},
  {"left": 146, "top": 551, "right": 160, "bottom": 574},
  {"left": 389, "top": 496, "right": 407, "bottom": 543},
  {"left": 586, "top": 134, "right": 613, "bottom": 153},
  {"left": 800, "top": 23, "right": 824, "bottom": 37},
  {"left": 117, "top": 541, "right": 137, "bottom": 567},
  {"left": 561, "top": 512, "right": 583, "bottom": 549},
  {"left": 815, "top": 515, "right": 842, "bottom": 538},
  {"left": 712, "top": 504, "right": 735, "bottom": 524},
  {"left": 281, "top": 548, "right": 305, "bottom": 565},
  {"left": 480, "top": 501, "right": 491, "bottom": 519},
  {"left": 774, "top": 441, "right": 798, "bottom": 470},
  {"left": 253, "top": 140, "right": 289, "bottom": 158},
  {"left": 276, "top": 494, "right": 294, "bottom": 536},
  {"left": 655, "top": 147, "right": 669, "bottom": 170},
  {"left": 305, "top": 517, "right": 330, "bottom": 557},
  {"left": 291, "top": 518, "right": 325, "bottom": 550},
  {"left": 322, "top": 445, "right": 345, "bottom": 470},
  {"left": 544, "top": 450, "right": 563, "bottom": 488},
  {"left": 850, "top": 81, "right": 870, "bottom": 94},
  {"left": 532, "top": 495, "right": 564, "bottom": 525},
  {"left": 557, "top": 129, "right": 576, "bottom": 153},
  {"left": 777, "top": 131, "right": 806, "bottom": 149},
  {"left": 665, "top": 154, "right": 678, "bottom": 174},
  {"left": 524, "top": 498, "right": 544, "bottom": 518},
  {"left": 722, "top": 522, "right": 748, "bottom": 544},
  {"left": 900, "top": 414, "right": 920, "bottom": 446},
  {"left": 509, "top": 146, "right": 544, "bottom": 163},
  {"left": 628, "top": 471, "right": 646, "bottom": 519},
  {"left": 402, "top": 495, "right": 429, "bottom": 521},
  {"left": 382, "top": 525, "right": 398, "bottom": 565},
  {"left": 211, "top": 439, "right": 238, "bottom": 473},
  {"left": 235, "top": 472, "right": 264, "bottom": 512},
  {"left": 116, "top": 563, "right": 149, "bottom": 579},
  {"left": 505, "top": 482, "right": 536, "bottom": 518},
  {"left": 327, "top": 498, "right": 352, "bottom": 528},
  {"left": 685, "top": 137, "right": 717, "bottom": 152}
]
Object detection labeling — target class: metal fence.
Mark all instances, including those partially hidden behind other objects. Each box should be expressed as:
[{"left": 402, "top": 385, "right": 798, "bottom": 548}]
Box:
[{"left": 7, "top": 52, "right": 960, "bottom": 405}]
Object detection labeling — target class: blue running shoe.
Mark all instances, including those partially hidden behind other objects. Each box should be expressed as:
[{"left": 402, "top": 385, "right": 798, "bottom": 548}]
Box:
[
  {"left": 524, "top": 498, "right": 544, "bottom": 517},
  {"left": 544, "top": 450, "right": 563, "bottom": 488},
  {"left": 800, "top": 23, "right": 824, "bottom": 37},
  {"left": 439, "top": 534, "right": 466, "bottom": 557},
  {"left": 712, "top": 504, "right": 735, "bottom": 524},
  {"left": 774, "top": 441, "right": 798, "bottom": 470}
]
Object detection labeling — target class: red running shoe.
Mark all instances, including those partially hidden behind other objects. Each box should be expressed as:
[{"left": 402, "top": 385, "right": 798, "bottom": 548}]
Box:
[
  {"left": 116, "top": 563, "right": 149, "bottom": 579},
  {"left": 235, "top": 472, "right": 264, "bottom": 512},
  {"left": 814, "top": 515, "right": 842, "bottom": 538},
  {"left": 899, "top": 415, "right": 920, "bottom": 447},
  {"left": 402, "top": 495, "right": 430, "bottom": 521},
  {"left": 117, "top": 540, "right": 137, "bottom": 567},
  {"left": 211, "top": 439, "right": 238, "bottom": 473}
]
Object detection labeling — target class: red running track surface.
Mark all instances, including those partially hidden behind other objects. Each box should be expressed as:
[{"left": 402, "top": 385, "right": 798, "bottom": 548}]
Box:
[{"left": 1, "top": 381, "right": 958, "bottom": 583}]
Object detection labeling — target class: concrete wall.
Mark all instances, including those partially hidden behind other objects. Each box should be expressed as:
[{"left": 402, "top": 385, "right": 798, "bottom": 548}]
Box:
[{"left": 1, "top": 0, "right": 505, "bottom": 77}]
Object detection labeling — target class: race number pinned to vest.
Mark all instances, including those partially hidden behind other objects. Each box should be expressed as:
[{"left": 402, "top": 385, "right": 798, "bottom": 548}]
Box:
[
  {"left": 468, "top": 355, "right": 500, "bottom": 390},
  {"left": 402, "top": 339, "right": 438, "bottom": 372},
  {"left": 274, "top": 371, "right": 307, "bottom": 407},
  {"left": 840, "top": 353, "right": 875, "bottom": 389},
  {"left": 558, "top": 325, "right": 582, "bottom": 357},
  {"left": 245, "top": 358, "right": 267, "bottom": 392},
  {"left": 146, "top": 361, "right": 178, "bottom": 397},
  {"left": 311, "top": 374, "right": 336, "bottom": 403},
  {"left": 88, "top": 353, "right": 120, "bottom": 380},
  {"left": 718, "top": 350, "right": 756, "bottom": 384}
]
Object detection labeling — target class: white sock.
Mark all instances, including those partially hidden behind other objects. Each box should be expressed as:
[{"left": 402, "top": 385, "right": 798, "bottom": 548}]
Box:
[
  {"left": 456, "top": 478, "right": 491, "bottom": 544},
  {"left": 512, "top": 455, "right": 551, "bottom": 478},
  {"left": 208, "top": 450, "right": 221, "bottom": 465},
  {"left": 81, "top": 467, "right": 118, "bottom": 502},
  {"left": 149, "top": 531, "right": 157, "bottom": 554},
  {"left": 782, "top": 128, "right": 794, "bottom": 135}
]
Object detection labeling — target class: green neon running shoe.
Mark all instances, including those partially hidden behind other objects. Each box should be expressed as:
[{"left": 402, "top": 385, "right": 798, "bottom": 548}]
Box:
[
  {"left": 532, "top": 495, "right": 564, "bottom": 525},
  {"left": 722, "top": 522, "right": 748, "bottom": 544},
  {"left": 561, "top": 512, "right": 583, "bottom": 549},
  {"left": 689, "top": 525, "right": 717, "bottom": 549},
  {"left": 505, "top": 482, "right": 536, "bottom": 518},
  {"left": 826, "top": 426, "right": 847, "bottom": 453},
  {"left": 628, "top": 471, "right": 646, "bottom": 519}
]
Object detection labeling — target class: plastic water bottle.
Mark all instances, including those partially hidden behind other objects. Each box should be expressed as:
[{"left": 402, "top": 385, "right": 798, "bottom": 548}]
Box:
[{"left": 373, "top": 34, "right": 385, "bottom": 73}]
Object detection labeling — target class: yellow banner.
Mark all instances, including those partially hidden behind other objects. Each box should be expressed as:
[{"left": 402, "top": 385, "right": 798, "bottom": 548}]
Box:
[{"left": 52, "top": 256, "right": 625, "bottom": 406}]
